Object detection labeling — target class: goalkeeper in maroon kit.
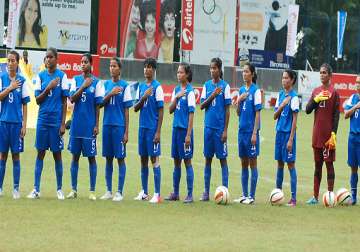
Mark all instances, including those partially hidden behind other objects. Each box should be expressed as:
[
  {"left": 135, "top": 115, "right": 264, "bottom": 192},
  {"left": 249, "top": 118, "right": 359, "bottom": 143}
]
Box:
[{"left": 305, "top": 63, "right": 340, "bottom": 205}]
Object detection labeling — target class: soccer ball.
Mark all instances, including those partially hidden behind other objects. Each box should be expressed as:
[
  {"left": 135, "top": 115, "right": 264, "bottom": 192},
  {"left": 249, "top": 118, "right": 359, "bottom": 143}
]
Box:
[
  {"left": 269, "top": 188, "right": 284, "bottom": 205},
  {"left": 322, "top": 191, "right": 337, "bottom": 207},
  {"left": 336, "top": 188, "right": 352, "bottom": 206},
  {"left": 214, "top": 186, "right": 230, "bottom": 205}
]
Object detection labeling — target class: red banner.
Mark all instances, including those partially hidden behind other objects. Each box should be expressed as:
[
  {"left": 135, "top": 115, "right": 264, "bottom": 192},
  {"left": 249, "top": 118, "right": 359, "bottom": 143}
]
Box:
[
  {"left": 332, "top": 73, "right": 358, "bottom": 112},
  {"left": 57, "top": 53, "right": 100, "bottom": 79},
  {"left": 97, "top": 0, "right": 119, "bottom": 57},
  {"left": 181, "top": 0, "right": 194, "bottom": 51}
]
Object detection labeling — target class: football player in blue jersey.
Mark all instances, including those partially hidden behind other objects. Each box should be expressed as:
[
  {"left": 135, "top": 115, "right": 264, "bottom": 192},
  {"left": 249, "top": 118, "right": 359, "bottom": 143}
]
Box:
[
  {"left": 0, "top": 50, "right": 30, "bottom": 199},
  {"left": 165, "top": 63, "right": 195, "bottom": 203},
  {"left": 134, "top": 58, "right": 164, "bottom": 204},
  {"left": 27, "top": 48, "right": 69, "bottom": 200},
  {"left": 66, "top": 53, "right": 104, "bottom": 201},
  {"left": 234, "top": 63, "right": 262, "bottom": 205},
  {"left": 100, "top": 58, "right": 133, "bottom": 202},
  {"left": 273, "top": 69, "right": 299, "bottom": 207},
  {"left": 344, "top": 75, "right": 360, "bottom": 205},
  {"left": 199, "top": 58, "right": 231, "bottom": 201}
]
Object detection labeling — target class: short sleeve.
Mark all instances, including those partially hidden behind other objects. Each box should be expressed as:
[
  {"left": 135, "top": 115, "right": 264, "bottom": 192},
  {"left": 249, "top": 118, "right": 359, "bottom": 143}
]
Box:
[
  {"left": 34, "top": 75, "right": 42, "bottom": 97},
  {"left": 274, "top": 93, "right": 280, "bottom": 111},
  {"left": 291, "top": 96, "right": 300, "bottom": 113},
  {"left": 123, "top": 85, "right": 133, "bottom": 108},
  {"left": 61, "top": 74, "right": 70, "bottom": 97},
  {"left": 200, "top": 84, "right": 207, "bottom": 103},
  {"left": 344, "top": 94, "right": 355, "bottom": 111},
  {"left": 254, "top": 89, "right": 262, "bottom": 111},
  {"left": 187, "top": 90, "right": 196, "bottom": 113},
  {"left": 224, "top": 84, "right": 231, "bottom": 106},
  {"left": 171, "top": 88, "right": 176, "bottom": 102},
  {"left": 69, "top": 78, "right": 76, "bottom": 96},
  {"left": 155, "top": 85, "right": 164, "bottom": 108},
  {"left": 21, "top": 81, "right": 30, "bottom": 104},
  {"left": 95, "top": 80, "right": 105, "bottom": 105}
]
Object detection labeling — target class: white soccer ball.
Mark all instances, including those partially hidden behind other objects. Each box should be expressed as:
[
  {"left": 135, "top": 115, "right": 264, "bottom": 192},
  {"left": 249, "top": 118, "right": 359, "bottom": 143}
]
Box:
[
  {"left": 214, "top": 186, "right": 230, "bottom": 205},
  {"left": 269, "top": 188, "right": 284, "bottom": 205},
  {"left": 322, "top": 191, "right": 337, "bottom": 208},
  {"left": 336, "top": 188, "right": 352, "bottom": 206}
]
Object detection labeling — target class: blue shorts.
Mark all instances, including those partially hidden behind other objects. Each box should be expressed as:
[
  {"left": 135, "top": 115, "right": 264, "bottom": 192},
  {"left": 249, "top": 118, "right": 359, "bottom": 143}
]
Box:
[
  {"left": 68, "top": 137, "right": 97, "bottom": 157},
  {"left": 35, "top": 124, "right": 63, "bottom": 152},
  {"left": 348, "top": 133, "right": 360, "bottom": 167},
  {"left": 238, "top": 131, "right": 260, "bottom": 158},
  {"left": 203, "top": 127, "right": 227, "bottom": 159},
  {"left": 274, "top": 131, "right": 296, "bottom": 162},
  {"left": 171, "top": 127, "right": 193, "bottom": 159},
  {"left": 138, "top": 127, "right": 161, "bottom": 157},
  {"left": 0, "top": 122, "right": 23, "bottom": 153},
  {"left": 102, "top": 125, "right": 126, "bottom": 158}
]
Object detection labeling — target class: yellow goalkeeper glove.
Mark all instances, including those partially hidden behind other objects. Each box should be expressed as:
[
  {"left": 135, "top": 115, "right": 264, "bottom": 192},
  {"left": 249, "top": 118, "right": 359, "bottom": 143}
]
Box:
[
  {"left": 314, "top": 90, "right": 330, "bottom": 103},
  {"left": 325, "top": 132, "right": 336, "bottom": 150}
]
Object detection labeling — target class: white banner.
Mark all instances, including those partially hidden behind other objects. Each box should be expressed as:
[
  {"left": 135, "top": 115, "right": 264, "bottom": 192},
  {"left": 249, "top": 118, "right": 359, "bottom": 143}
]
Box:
[
  {"left": 14, "top": 0, "right": 91, "bottom": 51},
  {"left": 0, "top": 0, "right": 4, "bottom": 46},
  {"left": 6, "top": 0, "right": 21, "bottom": 49},
  {"left": 190, "top": 0, "right": 237, "bottom": 66},
  {"left": 286, "top": 4, "right": 299, "bottom": 56},
  {"left": 297, "top": 70, "right": 321, "bottom": 95},
  {"left": 238, "top": 0, "right": 295, "bottom": 53}
]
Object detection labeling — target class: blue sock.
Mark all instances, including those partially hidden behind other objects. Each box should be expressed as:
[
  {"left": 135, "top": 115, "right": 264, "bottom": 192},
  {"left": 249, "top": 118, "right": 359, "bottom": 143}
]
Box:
[
  {"left": 34, "top": 158, "right": 44, "bottom": 192},
  {"left": 250, "top": 168, "right": 258, "bottom": 199},
  {"left": 173, "top": 167, "right": 181, "bottom": 195},
  {"left": 289, "top": 168, "right": 297, "bottom": 200},
  {"left": 153, "top": 166, "right": 161, "bottom": 194},
  {"left": 0, "top": 160, "right": 6, "bottom": 189},
  {"left": 241, "top": 168, "right": 249, "bottom": 197},
  {"left": 13, "top": 160, "right": 20, "bottom": 191},
  {"left": 204, "top": 164, "right": 211, "bottom": 194},
  {"left": 221, "top": 163, "right": 229, "bottom": 188},
  {"left": 118, "top": 162, "right": 126, "bottom": 194},
  {"left": 141, "top": 167, "right": 149, "bottom": 194},
  {"left": 153, "top": 165, "right": 161, "bottom": 194},
  {"left": 350, "top": 173, "right": 358, "bottom": 202},
  {"left": 70, "top": 161, "right": 79, "bottom": 191},
  {"left": 89, "top": 162, "right": 97, "bottom": 192},
  {"left": 55, "top": 160, "right": 63, "bottom": 191},
  {"left": 105, "top": 159, "right": 113, "bottom": 192},
  {"left": 276, "top": 167, "right": 284, "bottom": 189},
  {"left": 186, "top": 165, "right": 194, "bottom": 197}
]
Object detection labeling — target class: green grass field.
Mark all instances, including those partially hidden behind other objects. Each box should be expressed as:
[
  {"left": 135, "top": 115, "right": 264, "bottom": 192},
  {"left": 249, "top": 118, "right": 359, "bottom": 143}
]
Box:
[{"left": 0, "top": 106, "right": 359, "bottom": 251}]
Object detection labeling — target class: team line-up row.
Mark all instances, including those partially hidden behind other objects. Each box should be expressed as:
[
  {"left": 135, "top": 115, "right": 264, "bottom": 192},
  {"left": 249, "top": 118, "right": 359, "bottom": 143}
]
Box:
[{"left": 1, "top": 48, "right": 360, "bottom": 206}]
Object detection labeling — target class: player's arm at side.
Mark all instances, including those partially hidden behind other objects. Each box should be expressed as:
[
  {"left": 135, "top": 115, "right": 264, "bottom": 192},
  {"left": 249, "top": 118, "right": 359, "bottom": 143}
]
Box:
[
  {"left": 94, "top": 81, "right": 105, "bottom": 136},
  {"left": 154, "top": 86, "right": 164, "bottom": 143},
  {"left": 344, "top": 94, "right": 359, "bottom": 119},
  {"left": 251, "top": 89, "right": 262, "bottom": 145},
  {"left": 222, "top": 85, "right": 231, "bottom": 142},
  {"left": 287, "top": 96, "right": 300, "bottom": 151},
  {"left": 332, "top": 91, "right": 340, "bottom": 134},
  {"left": 21, "top": 78, "right": 30, "bottom": 138},
  {"left": 60, "top": 74, "right": 70, "bottom": 135}
]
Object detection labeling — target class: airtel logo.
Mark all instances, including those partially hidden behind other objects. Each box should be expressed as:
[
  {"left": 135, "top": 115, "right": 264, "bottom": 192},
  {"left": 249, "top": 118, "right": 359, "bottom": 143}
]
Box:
[
  {"left": 182, "top": 28, "right": 193, "bottom": 45},
  {"left": 100, "top": 44, "right": 108, "bottom": 54}
]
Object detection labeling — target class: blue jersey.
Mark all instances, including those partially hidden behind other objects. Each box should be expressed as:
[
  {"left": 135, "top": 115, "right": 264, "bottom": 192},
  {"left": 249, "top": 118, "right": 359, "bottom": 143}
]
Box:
[
  {"left": 69, "top": 75, "right": 104, "bottom": 138},
  {"left": 0, "top": 73, "right": 30, "bottom": 123},
  {"left": 345, "top": 93, "right": 360, "bottom": 134},
  {"left": 200, "top": 79, "right": 231, "bottom": 130},
  {"left": 136, "top": 80, "right": 164, "bottom": 130},
  {"left": 171, "top": 84, "right": 195, "bottom": 129},
  {"left": 34, "top": 69, "right": 69, "bottom": 127},
  {"left": 274, "top": 89, "right": 299, "bottom": 132},
  {"left": 238, "top": 83, "right": 262, "bottom": 132},
  {"left": 103, "top": 79, "right": 133, "bottom": 126}
]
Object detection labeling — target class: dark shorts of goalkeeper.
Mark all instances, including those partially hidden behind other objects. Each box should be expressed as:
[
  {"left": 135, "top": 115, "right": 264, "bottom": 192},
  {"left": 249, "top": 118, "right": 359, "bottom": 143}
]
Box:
[{"left": 313, "top": 147, "right": 335, "bottom": 162}]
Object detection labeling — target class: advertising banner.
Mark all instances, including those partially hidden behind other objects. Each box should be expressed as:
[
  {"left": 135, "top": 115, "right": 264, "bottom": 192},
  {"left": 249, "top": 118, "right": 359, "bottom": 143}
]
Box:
[
  {"left": 286, "top": 4, "right": 299, "bottom": 56},
  {"left": 332, "top": 73, "right": 358, "bottom": 112},
  {"left": 14, "top": 0, "right": 91, "bottom": 51},
  {"left": 57, "top": 53, "right": 100, "bottom": 79},
  {"left": 190, "top": 0, "right": 237, "bottom": 66},
  {"left": 97, "top": 0, "right": 120, "bottom": 57},
  {"left": 0, "top": 0, "right": 4, "bottom": 46},
  {"left": 181, "top": 0, "right": 194, "bottom": 51},
  {"left": 120, "top": 0, "right": 179, "bottom": 63},
  {"left": 337, "top": 10, "right": 347, "bottom": 59},
  {"left": 6, "top": 0, "right": 21, "bottom": 48},
  {"left": 247, "top": 49, "right": 293, "bottom": 69}
]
